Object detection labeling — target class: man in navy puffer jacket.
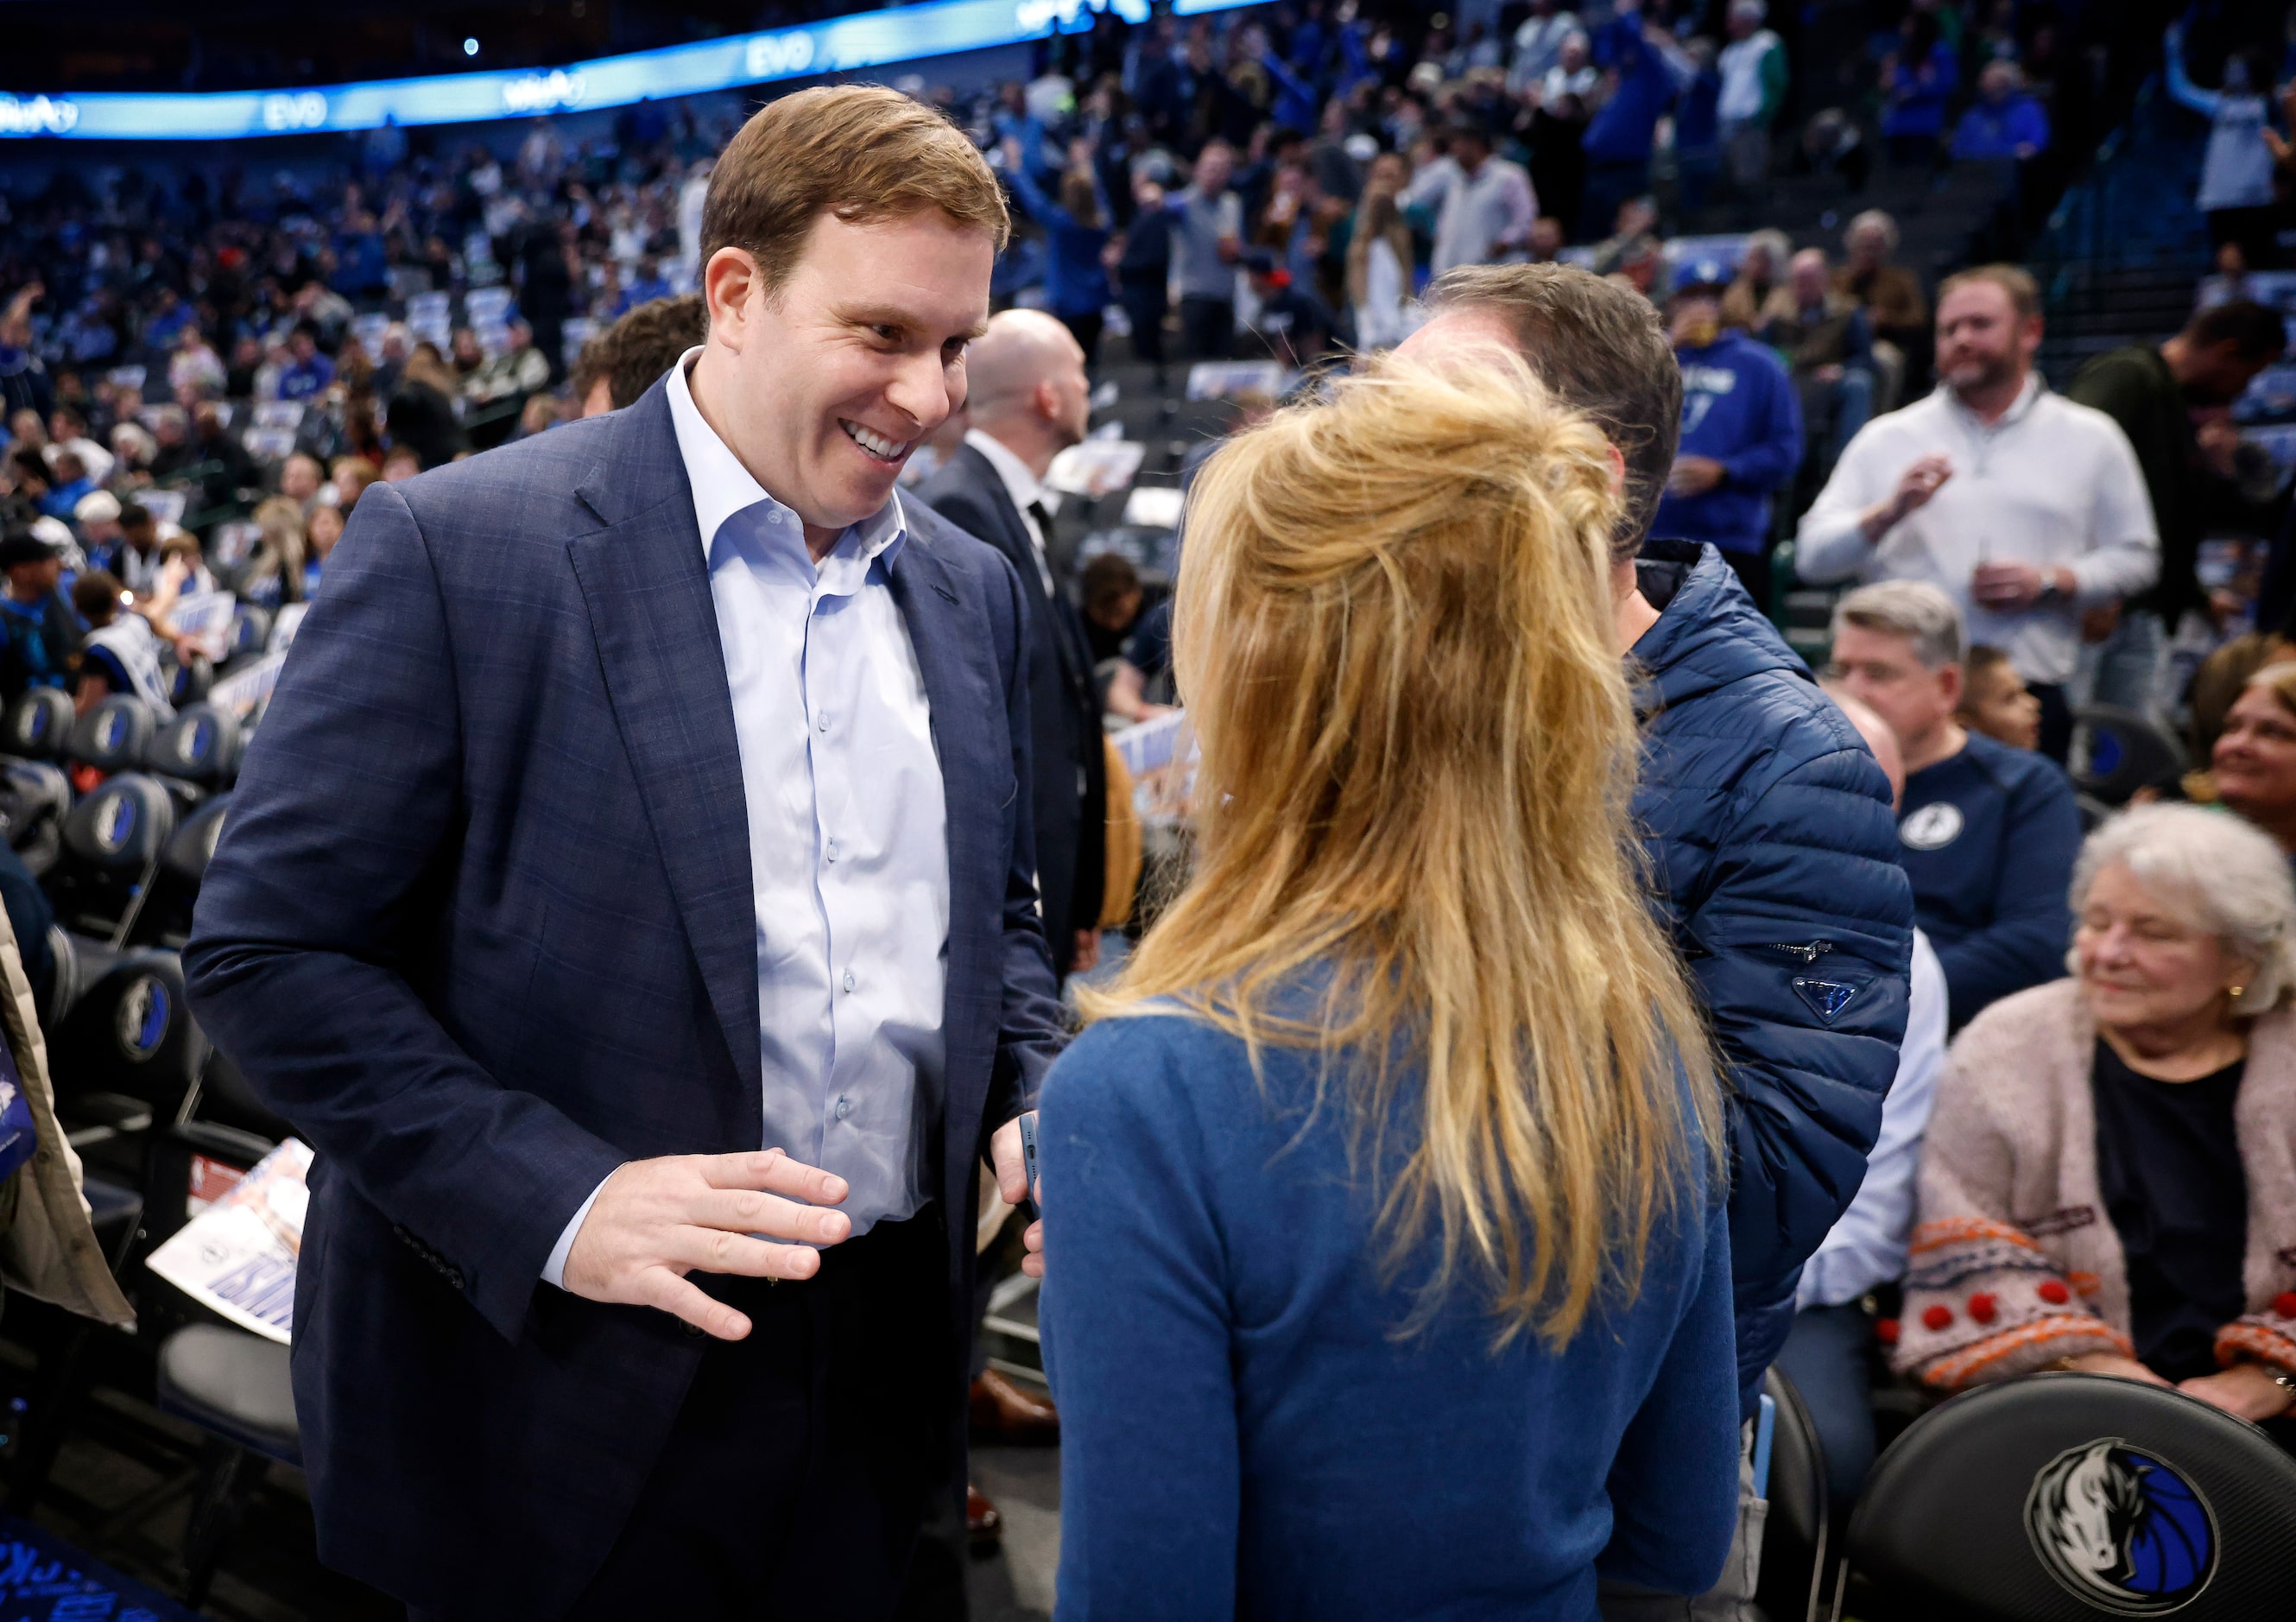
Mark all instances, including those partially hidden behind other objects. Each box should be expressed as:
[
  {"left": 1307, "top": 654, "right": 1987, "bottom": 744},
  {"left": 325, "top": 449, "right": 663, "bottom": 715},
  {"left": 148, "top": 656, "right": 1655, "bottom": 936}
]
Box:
[
  {"left": 1405, "top": 267, "right": 1914, "bottom": 1425},
  {"left": 1630, "top": 536, "right": 1913, "bottom": 1402}
]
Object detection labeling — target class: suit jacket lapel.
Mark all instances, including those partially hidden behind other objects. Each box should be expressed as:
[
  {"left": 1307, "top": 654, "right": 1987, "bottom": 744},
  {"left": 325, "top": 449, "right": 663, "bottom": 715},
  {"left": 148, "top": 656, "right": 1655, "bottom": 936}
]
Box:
[
  {"left": 884, "top": 522, "right": 1002, "bottom": 1138},
  {"left": 957, "top": 445, "right": 1037, "bottom": 574},
  {"left": 957, "top": 446, "right": 1096, "bottom": 700},
  {"left": 563, "top": 386, "right": 762, "bottom": 1111}
]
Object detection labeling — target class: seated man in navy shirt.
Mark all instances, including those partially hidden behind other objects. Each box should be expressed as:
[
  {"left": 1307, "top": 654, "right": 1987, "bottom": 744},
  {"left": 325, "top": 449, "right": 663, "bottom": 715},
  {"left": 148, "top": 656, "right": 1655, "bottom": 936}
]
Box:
[{"left": 1826, "top": 580, "right": 2080, "bottom": 1030}]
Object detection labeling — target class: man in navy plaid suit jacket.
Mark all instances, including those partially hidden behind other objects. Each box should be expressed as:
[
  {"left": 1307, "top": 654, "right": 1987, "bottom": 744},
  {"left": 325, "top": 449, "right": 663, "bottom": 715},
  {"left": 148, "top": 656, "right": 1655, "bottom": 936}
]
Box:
[{"left": 186, "top": 88, "right": 1066, "bottom": 1619}]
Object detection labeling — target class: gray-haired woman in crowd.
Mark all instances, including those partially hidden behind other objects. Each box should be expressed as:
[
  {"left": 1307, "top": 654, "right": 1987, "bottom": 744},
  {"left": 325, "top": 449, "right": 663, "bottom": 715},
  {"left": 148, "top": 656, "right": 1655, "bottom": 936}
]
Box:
[{"left": 1893, "top": 805, "right": 2296, "bottom": 1430}]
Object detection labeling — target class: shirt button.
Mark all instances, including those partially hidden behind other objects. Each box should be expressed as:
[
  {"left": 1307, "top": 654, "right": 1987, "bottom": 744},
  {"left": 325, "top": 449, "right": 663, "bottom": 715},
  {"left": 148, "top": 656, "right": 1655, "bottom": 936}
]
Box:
[
  {"left": 816, "top": 712, "right": 830, "bottom": 732},
  {"left": 842, "top": 970, "right": 857, "bottom": 993},
  {"left": 835, "top": 1097, "right": 851, "bottom": 1120},
  {"left": 825, "top": 838, "right": 839, "bottom": 863}
]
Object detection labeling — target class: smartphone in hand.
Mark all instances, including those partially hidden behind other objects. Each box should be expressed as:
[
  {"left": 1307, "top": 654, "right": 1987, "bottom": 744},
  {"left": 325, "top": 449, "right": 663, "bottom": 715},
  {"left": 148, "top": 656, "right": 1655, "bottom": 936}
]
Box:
[{"left": 1017, "top": 1112, "right": 1041, "bottom": 1222}]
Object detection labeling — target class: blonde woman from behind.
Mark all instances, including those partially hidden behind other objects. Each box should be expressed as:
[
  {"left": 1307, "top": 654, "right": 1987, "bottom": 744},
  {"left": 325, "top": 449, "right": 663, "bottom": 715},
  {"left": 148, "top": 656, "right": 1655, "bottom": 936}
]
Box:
[{"left": 1035, "top": 352, "right": 1740, "bottom": 1620}]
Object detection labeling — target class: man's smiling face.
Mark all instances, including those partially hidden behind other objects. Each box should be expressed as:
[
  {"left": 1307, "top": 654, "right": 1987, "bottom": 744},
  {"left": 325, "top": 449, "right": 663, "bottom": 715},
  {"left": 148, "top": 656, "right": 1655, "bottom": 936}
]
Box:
[{"left": 696, "top": 209, "right": 993, "bottom": 550}]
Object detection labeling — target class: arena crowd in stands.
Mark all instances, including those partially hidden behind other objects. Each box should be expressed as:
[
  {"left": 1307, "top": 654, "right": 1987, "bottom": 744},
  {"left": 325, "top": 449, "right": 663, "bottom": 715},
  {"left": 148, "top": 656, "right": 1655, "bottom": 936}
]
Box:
[{"left": 0, "top": 0, "right": 2167, "bottom": 649}]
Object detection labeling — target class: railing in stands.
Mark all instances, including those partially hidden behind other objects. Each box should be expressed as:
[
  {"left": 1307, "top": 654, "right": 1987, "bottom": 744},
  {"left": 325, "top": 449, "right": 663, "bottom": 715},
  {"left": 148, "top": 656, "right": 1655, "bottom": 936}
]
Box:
[
  {"left": 2029, "top": 77, "right": 2213, "bottom": 379},
  {"left": 2038, "top": 86, "right": 2193, "bottom": 287}
]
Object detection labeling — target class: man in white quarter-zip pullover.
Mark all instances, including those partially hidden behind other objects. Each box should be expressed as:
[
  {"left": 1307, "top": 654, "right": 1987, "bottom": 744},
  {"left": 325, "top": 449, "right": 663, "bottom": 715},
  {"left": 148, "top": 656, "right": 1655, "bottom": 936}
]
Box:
[{"left": 1796, "top": 263, "right": 2155, "bottom": 762}]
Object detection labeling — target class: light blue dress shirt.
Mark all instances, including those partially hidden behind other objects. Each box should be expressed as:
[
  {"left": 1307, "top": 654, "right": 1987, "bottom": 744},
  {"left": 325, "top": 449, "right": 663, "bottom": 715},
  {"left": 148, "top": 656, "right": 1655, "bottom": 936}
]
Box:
[
  {"left": 543, "top": 350, "right": 950, "bottom": 1287},
  {"left": 1796, "top": 928, "right": 1947, "bottom": 1308}
]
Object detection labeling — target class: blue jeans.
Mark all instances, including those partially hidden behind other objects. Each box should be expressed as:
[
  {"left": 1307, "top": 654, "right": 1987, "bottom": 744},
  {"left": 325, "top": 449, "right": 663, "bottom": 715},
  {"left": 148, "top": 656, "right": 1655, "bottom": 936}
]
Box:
[
  {"left": 1773, "top": 1302, "right": 1878, "bottom": 1520},
  {"left": 2086, "top": 606, "right": 2168, "bottom": 720},
  {"left": 1676, "top": 149, "right": 1720, "bottom": 217}
]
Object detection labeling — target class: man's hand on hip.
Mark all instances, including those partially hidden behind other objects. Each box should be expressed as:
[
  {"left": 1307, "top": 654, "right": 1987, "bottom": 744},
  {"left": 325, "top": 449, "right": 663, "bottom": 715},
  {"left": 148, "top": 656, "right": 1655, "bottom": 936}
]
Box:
[
  {"left": 561, "top": 1150, "right": 851, "bottom": 1340},
  {"left": 989, "top": 1113, "right": 1045, "bottom": 1280}
]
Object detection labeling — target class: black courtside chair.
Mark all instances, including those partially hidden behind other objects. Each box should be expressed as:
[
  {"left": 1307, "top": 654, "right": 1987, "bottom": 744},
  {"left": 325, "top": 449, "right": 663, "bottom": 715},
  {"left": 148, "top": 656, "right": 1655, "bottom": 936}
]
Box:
[
  {"left": 0, "top": 757, "right": 71, "bottom": 878},
  {"left": 1842, "top": 1371, "right": 2296, "bottom": 1620},
  {"left": 66, "top": 694, "right": 158, "bottom": 782},
  {"left": 155, "top": 1321, "right": 300, "bottom": 1607},
  {"left": 2070, "top": 706, "right": 2186, "bottom": 808},
  {"left": 1, "top": 687, "right": 74, "bottom": 764},
  {"left": 1755, "top": 1365, "right": 1835, "bottom": 1622},
  {"left": 218, "top": 604, "right": 271, "bottom": 675},
  {"left": 48, "top": 772, "right": 177, "bottom": 943},
  {"left": 143, "top": 1048, "right": 299, "bottom": 1606}
]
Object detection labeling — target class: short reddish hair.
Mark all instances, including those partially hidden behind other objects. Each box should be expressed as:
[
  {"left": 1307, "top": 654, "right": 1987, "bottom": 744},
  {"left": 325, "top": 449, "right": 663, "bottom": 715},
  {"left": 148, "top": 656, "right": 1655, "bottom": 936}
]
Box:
[
  {"left": 1938, "top": 263, "right": 2040, "bottom": 322},
  {"left": 702, "top": 85, "right": 1009, "bottom": 295}
]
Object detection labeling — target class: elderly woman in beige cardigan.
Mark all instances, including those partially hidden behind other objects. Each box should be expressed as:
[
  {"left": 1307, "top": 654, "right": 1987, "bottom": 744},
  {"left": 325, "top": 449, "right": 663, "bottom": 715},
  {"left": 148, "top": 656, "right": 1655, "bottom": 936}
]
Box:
[{"left": 1893, "top": 804, "right": 2296, "bottom": 1427}]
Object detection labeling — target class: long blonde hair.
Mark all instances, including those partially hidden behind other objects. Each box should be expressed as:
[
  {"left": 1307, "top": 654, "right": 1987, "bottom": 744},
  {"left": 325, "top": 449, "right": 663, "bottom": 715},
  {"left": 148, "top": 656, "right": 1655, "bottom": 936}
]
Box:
[
  {"left": 1344, "top": 162, "right": 1414, "bottom": 313},
  {"left": 249, "top": 495, "right": 309, "bottom": 604},
  {"left": 1083, "top": 353, "right": 1719, "bottom": 1346}
]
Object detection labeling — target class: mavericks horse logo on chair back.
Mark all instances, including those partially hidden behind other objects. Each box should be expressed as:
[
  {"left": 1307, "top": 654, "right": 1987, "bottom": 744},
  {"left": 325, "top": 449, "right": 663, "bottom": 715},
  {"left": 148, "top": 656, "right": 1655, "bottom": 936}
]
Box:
[{"left": 2024, "top": 1438, "right": 2217, "bottom": 1615}]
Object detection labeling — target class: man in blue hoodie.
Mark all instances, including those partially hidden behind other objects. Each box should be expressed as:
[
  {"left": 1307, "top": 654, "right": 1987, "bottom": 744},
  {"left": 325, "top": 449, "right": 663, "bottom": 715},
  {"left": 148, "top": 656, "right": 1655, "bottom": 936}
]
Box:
[
  {"left": 1582, "top": 0, "right": 1685, "bottom": 243},
  {"left": 1951, "top": 60, "right": 2051, "bottom": 162},
  {"left": 1404, "top": 263, "right": 1912, "bottom": 1612},
  {"left": 1654, "top": 256, "right": 1804, "bottom": 611}
]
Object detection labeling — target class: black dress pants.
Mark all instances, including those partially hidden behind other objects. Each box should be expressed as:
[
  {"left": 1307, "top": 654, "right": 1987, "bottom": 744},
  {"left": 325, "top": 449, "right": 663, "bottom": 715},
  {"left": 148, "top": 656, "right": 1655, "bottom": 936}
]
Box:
[
  {"left": 2030, "top": 680, "right": 2072, "bottom": 765},
  {"left": 1179, "top": 295, "right": 1234, "bottom": 360},
  {"left": 1060, "top": 309, "right": 1105, "bottom": 372},
  {"left": 1119, "top": 272, "right": 1168, "bottom": 373},
  {"left": 563, "top": 1207, "right": 962, "bottom": 1621}
]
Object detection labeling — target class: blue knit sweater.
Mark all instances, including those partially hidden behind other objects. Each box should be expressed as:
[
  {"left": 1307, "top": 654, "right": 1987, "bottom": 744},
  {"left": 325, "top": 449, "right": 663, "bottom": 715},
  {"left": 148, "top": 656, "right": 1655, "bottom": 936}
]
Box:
[{"left": 1038, "top": 1002, "right": 1740, "bottom": 1620}]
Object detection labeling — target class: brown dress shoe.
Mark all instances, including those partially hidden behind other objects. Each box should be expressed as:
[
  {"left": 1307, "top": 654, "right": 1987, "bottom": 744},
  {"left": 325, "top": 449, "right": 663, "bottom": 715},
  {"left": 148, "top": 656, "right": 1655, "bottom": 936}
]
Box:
[
  {"left": 966, "top": 1482, "right": 1003, "bottom": 1546},
  {"left": 970, "top": 1368, "right": 1059, "bottom": 1442}
]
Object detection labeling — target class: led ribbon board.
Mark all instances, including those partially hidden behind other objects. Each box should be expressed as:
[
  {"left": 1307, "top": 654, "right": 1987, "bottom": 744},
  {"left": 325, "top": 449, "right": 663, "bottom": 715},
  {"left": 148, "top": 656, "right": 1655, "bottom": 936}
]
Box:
[{"left": 0, "top": 0, "right": 1259, "bottom": 142}]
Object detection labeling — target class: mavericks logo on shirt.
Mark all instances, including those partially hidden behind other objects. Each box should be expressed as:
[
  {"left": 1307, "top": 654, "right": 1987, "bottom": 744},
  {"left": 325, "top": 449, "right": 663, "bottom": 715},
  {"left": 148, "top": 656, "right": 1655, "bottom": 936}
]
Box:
[{"left": 1899, "top": 802, "right": 1964, "bottom": 852}]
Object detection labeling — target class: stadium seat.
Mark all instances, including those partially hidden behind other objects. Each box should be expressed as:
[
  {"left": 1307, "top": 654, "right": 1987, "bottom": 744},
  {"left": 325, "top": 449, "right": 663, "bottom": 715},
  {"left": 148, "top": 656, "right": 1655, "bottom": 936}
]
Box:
[
  {"left": 2, "top": 688, "right": 74, "bottom": 763},
  {"left": 132, "top": 1064, "right": 295, "bottom": 1607},
  {"left": 2071, "top": 706, "right": 2186, "bottom": 807},
  {"left": 1842, "top": 1371, "right": 2296, "bottom": 1619},
  {"left": 66, "top": 694, "right": 159, "bottom": 780},
  {"left": 156, "top": 1323, "right": 300, "bottom": 1606},
  {"left": 1756, "top": 1365, "right": 1835, "bottom": 1622},
  {"left": 166, "top": 648, "right": 214, "bottom": 708},
  {"left": 1, "top": 1156, "right": 144, "bottom": 1517},
  {"left": 50, "top": 772, "right": 177, "bottom": 941},
  {"left": 159, "top": 1325, "right": 299, "bottom": 1463},
  {"left": 148, "top": 701, "right": 244, "bottom": 791},
  {"left": 221, "top": 605, "right": 272, "bottom": 673},
  {"left": 0, "top": 757, "right": 72, "bottom": 877},
  {"left": 47, "top": 947, "right": 208, "bottom": 1137},
  {"left": 41, "top": 922, "right": 84, "bottom": 1034},
  {"left": 115, "top": 1087, "right": 282, "bottom": 1343},
  {"left": 191, "top": 1045, "right": 294, "bottom": 1144},
  {"left": 136, "top": 794, "right": 232, "bottom": 948},
  {"left": 165, "top": 795, "right": 231, "bottom": 878},
  {"left": 9, "top": 1049, "right": 293, "bottom": 1586},
  {"left": 2, "top": 935, "right": 196, "bottom": 1520}
]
